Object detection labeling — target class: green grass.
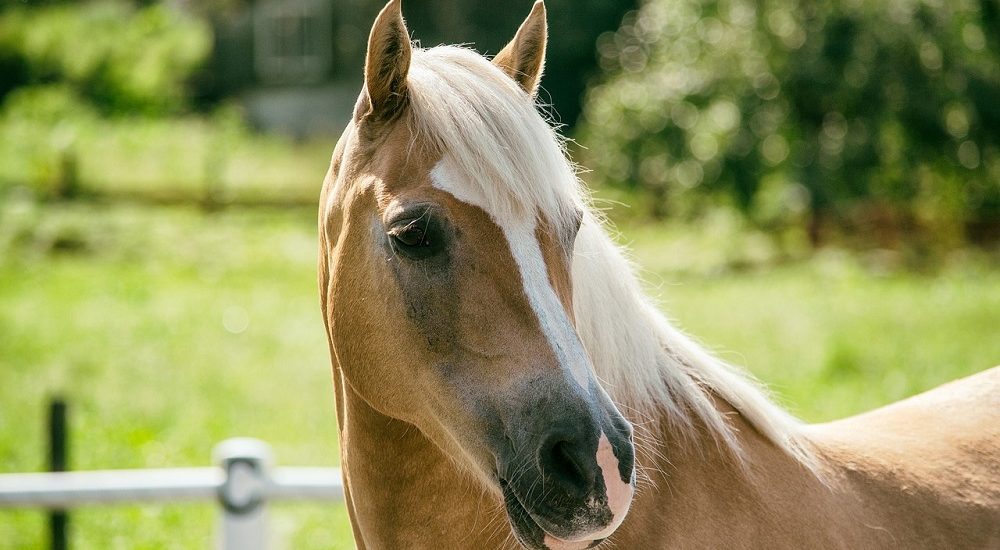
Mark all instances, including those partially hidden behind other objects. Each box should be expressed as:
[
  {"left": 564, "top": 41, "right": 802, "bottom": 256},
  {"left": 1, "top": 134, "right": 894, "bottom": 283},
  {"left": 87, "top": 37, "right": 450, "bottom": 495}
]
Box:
[
  {"left": 0, "top": 200, "right": 351, "bottom": 549},
  {"left": 646, "top": 259, "right": 1000, "bottom": 421},
  {"left": 1, "top": 199, "right": 998, "bottom": 548},
  {"left": 621, "top": 221, "right": 1000, "bottom": 421},
  {"left": 0, "top": 101, "right": 336, "bottom": 203}
]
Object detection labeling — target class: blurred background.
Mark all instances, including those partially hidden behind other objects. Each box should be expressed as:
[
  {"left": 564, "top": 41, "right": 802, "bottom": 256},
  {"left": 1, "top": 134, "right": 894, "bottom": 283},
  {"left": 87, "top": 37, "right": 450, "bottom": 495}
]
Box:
[{"left": 0, "top": 0, "right": 998, "bottom": 548}]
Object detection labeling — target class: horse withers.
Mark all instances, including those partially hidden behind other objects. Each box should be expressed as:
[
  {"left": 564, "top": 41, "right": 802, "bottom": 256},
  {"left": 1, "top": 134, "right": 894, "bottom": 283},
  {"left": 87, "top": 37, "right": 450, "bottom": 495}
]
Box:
[{"left": 318, "top": 1, "right": 1000, "bottom": 548}]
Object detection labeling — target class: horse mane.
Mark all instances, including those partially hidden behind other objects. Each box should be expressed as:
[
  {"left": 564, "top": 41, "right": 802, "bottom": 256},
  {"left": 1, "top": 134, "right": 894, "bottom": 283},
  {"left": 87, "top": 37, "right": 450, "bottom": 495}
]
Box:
[
  {"left": 405, "top": 45, "right": 816, "bottom": 469},
  {"left": 407, "top": 46, "right": 583, "bottom": 233}
]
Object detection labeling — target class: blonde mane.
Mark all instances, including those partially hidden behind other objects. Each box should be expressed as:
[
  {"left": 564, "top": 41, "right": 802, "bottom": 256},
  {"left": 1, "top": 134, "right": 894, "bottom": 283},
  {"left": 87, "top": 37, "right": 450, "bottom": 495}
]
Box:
[{"left": 405, "top": 45, "right": 815, "bottom": 468}]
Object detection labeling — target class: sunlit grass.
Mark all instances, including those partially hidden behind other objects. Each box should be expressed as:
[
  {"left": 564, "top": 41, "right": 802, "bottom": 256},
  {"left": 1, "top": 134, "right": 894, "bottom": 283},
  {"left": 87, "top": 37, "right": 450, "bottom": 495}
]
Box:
[
  {"left": 643, "top": 255, "right": 1000, "bottom": 422},
  {"left": 0, "top": 105, "right": 336, "bottom": 203},
  {"left": 0, "top": 201, "right": 350, "bottom": 549},
  {"left": 1, "top": 200, "right": 998, "bottom": 548},
  {"left": 621, "top": 218, "right": 1000, "bottom": 421}
]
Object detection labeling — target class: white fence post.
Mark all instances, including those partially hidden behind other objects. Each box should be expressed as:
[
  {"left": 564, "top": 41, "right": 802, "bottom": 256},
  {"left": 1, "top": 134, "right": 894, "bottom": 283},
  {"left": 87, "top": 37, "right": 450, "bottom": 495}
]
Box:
[{"left": 214, "top": 438, "right": 272, "bottom": 550}]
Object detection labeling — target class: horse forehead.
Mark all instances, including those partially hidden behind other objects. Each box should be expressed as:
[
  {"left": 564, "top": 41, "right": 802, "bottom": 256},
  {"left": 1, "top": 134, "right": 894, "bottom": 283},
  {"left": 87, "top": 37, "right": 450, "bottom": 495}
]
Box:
[
  {"left": 431, "top": 155, "right": 588, "bottom": 389},
  {"left": 428, "top": 157, "right": 525, "bottom": 227},
  {"left": 370, "top": 128, "right": 438, "bottom": 193}
]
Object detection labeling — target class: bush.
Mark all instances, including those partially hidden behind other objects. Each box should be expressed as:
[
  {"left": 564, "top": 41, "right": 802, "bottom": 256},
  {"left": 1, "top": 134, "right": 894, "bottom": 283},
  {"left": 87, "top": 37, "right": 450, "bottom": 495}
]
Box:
[
  {"left": 0, "top": 1, "right": 211, "bottom": 115},
  {"left": 578, "top": 0, "right": 1000, "bottom": 247}
]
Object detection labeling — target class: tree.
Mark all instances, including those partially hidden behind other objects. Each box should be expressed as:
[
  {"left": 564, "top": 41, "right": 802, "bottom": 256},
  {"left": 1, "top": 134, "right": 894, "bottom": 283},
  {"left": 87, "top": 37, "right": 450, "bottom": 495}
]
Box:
[{"left": 579, "top": 0, "right": 1000, "bottom": 246}]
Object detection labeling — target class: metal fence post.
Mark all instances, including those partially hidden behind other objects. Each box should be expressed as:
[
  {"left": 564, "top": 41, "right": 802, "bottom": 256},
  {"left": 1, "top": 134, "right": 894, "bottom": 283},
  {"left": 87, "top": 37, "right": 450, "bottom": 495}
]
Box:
[
  {"left": 213, "top": 438, "right": 272, "bottom": 550},
  {"left": 48, "top": 398, "right": 68, "bottom": 550}
]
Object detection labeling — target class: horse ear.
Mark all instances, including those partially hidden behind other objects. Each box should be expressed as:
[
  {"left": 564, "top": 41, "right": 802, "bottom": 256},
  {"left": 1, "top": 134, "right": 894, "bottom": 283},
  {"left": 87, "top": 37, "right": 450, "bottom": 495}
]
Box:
[
  {"left": 360, "top": 0, "right": 412, "bottom": 121},
  {"left": 493, "top": 1, "right": 547, "bottom": 96}
]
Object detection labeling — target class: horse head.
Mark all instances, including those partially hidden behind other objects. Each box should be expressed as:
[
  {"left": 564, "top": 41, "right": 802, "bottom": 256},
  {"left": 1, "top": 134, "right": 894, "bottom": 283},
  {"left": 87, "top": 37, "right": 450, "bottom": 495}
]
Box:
[{"left": 319, "top": 2, "right": 635, "bottom": 547}]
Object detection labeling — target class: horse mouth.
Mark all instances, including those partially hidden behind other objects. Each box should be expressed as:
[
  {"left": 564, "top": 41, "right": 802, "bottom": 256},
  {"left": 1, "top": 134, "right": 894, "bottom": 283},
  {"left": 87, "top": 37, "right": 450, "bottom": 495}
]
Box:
[{"left": 499, "top": 478, "right": 605, "bottom": 550}]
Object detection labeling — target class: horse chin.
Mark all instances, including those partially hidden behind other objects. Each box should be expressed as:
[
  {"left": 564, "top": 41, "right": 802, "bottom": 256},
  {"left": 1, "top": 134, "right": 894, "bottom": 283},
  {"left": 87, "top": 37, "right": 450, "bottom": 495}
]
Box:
[{"left": 500, "top": 479, "right": 605, "bottom": 550}]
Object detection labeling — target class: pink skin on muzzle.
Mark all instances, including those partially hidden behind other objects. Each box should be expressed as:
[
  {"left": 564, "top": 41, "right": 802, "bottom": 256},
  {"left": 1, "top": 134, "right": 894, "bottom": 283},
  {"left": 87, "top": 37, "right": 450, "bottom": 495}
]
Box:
[{"left": 543, "top": 432, "right": 634, "bottom": 549}]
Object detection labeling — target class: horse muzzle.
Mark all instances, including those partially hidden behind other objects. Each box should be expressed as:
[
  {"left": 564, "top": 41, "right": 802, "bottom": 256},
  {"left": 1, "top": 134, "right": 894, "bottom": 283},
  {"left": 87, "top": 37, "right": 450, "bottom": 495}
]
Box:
[{"left": 497, "top": 413, "right": 636, "bottom": 550}]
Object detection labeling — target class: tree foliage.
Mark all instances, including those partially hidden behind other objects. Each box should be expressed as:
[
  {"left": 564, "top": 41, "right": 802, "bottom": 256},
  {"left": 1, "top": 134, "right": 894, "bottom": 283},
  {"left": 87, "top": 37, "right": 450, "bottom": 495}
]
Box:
[
  {"left": 579, "top": 0, "right": 1000, "bottom": 245},
  {"left": 0, "top": 1, "right": 210, "bottom": 115}
]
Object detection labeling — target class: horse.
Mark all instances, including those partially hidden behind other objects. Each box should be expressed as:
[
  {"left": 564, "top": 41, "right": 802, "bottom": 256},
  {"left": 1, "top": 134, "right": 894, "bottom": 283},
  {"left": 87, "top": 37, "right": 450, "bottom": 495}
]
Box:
[{"left": 317, "top": 1, "right": 1000, "bottom": 548}]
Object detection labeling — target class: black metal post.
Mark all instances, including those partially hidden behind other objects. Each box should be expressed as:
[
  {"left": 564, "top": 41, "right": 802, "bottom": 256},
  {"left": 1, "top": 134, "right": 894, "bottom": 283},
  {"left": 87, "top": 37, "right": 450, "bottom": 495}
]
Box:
[{"left": 48, "top": 398, "right": 68, "bottom": 550}]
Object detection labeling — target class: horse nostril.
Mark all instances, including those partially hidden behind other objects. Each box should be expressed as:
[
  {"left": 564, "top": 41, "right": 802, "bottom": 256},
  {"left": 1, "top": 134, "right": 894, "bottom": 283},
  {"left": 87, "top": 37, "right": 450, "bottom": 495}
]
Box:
[
  {"left": 540, "top": 435, "right": 594, "bottom": 495},
  {"left": 553, "top": 440, "right": 586, "bottom": 484}
]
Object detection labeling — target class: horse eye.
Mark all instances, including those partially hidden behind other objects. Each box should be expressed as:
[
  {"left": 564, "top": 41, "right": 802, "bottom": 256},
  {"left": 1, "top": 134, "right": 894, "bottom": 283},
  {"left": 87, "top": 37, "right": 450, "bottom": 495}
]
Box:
[
  {"left": 386, "top": 208, "right": 447, "bottom": 260},
  {"left": 390, "top": 224, "right": 428, "bottom": 248}
]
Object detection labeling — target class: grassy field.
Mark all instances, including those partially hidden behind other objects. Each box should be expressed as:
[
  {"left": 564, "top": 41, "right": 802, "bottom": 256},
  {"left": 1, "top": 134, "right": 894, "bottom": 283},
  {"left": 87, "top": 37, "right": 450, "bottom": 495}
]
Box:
[
  {"left": 0, "top": 104, "right": 337, "bottom": 205},
  {"left": 1, "top": 198, "right": 998, "bottom": 549}
]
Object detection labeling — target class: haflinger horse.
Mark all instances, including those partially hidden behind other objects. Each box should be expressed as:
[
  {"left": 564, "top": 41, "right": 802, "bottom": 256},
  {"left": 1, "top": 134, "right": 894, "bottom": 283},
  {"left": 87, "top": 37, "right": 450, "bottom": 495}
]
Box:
[{"left": 317, "top": 1, "right": 1000, "bottom": 548}]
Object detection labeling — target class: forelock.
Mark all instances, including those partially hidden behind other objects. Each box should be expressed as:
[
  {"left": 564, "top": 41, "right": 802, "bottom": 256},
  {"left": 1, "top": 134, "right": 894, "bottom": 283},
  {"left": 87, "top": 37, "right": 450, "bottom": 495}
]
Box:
[{"left": 405, "top": 46, "right": 583, "bottom": 229}]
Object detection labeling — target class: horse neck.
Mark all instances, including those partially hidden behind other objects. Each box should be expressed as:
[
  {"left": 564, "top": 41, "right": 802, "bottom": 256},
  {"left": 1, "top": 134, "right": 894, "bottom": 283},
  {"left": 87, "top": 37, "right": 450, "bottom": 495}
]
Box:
[
  {"left": 570, "top": 227, "right": 867, "bottom": 545},
  {"left": 615, "top": 398, "right": 864, "bottom": 548},
  {"left": 333, "top": 366, "right": 513, "bottom": 549}
]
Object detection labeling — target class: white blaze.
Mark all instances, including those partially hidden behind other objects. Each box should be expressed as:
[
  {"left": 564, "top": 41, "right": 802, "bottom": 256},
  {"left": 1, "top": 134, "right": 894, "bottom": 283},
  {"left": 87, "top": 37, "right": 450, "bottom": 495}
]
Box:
[
  {"left": 430, "top": 158, "right": 590, "bottom": 389},
  {"left": 430, "top": 158, "right": 633, "bottom": 546},
  {"left": 594, "top": 432, "right": 634, "bottom": 533}
]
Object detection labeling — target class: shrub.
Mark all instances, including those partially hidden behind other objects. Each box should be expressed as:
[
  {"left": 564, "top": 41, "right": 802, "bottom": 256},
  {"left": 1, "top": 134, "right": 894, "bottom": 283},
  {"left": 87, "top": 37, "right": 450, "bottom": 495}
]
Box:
[
  {"left": 0, "top": 1, "right": 211, "bottom": 115},
  {"left": 579, "top": 0, "right": 1000, "bottom": 246}
]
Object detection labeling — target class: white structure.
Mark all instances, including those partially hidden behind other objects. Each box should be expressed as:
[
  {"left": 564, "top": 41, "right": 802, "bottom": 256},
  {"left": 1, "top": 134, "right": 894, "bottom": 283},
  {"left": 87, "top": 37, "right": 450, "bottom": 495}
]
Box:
[{"left": 0, "top": 438, "right": 344, "bottom": 550}]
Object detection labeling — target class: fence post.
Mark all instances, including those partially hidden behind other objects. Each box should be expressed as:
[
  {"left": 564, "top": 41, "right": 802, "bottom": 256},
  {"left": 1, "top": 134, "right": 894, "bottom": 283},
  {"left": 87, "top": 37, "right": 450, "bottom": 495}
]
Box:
[
  {"left": 213, "top": 438, "right": 271, "bottom": 550},
  {"left": 48, "top": 398, "right": 68, "bottom": 550},
  {"left": 55, "top": 146, "right": 80, "bottom": 200}
]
